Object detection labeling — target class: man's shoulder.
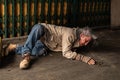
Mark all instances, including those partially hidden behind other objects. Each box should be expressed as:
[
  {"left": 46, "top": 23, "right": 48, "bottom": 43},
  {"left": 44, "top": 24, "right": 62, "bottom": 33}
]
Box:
[{"left": 62, "top": 27, "right": 76, "bottom": 34}]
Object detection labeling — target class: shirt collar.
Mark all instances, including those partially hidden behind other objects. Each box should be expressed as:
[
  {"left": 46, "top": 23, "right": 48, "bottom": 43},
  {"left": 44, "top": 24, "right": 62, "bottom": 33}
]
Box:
[{"left": 73, "top": 39, "right": 80, "bottom": 48}]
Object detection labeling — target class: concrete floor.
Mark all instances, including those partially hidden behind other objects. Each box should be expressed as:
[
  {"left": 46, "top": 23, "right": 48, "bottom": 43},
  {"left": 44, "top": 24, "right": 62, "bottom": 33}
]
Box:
[{"left": 0, "top": 29, "right": 120, "bottom": 80}]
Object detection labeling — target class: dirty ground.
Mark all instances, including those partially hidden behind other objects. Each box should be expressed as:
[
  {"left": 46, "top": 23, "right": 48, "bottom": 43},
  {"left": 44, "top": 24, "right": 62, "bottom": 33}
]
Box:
[{"left": 0, "top": 29, "right": 120, "bottom": 80}]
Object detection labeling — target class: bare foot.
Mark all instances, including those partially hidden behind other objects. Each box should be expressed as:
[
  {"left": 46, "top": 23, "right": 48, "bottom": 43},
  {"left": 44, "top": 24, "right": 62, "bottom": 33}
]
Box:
[
  {"left": 87, "top": 59, "right": 95, "bottom": 65},
  {"left": 7, "top": 44, "right": 17, "bottom": 50},
  {"left": 5, "top": 43, "right": 17, "bottom": 56}
]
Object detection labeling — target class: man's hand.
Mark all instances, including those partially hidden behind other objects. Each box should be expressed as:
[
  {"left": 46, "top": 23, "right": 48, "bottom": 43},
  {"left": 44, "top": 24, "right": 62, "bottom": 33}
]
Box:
[
  {"left": 87, "top": 59, "right": 95, "bottom": 65},
  {"left": 75, "top": 54, "right": 96, "bottom": 65}
]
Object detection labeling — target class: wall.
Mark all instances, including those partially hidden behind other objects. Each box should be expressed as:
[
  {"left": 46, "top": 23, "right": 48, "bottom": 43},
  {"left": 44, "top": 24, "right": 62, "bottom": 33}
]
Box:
[{"left": 111, "top": 0, "right": 120, "bottom": 28}]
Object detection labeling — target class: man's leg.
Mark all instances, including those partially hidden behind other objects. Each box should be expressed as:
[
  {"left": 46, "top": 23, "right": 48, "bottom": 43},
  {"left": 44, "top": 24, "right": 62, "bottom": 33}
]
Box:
[
  {"left": 16, "top": 40, "right": 47, "bottom": 56},
  {"left": 19, "top": 24, "right": 45, "bottom": 69},
  {"left": 32, "top": 40, "right": 47, "bottom": 56},
  {"left": 19, "top": 24, "right": 44, "bottom": 55},
  {"left": 6, "top": 24, "right": 45, "bottom": 69},
  {"left": 15, "top": 40, "right": 47, "bottom": 69}
]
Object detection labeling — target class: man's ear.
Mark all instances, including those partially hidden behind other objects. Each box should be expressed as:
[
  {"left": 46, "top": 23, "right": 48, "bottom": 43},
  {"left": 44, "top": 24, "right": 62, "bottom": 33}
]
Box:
[{"left": 80, "top": 33, "right": 84, "bottom": 38}]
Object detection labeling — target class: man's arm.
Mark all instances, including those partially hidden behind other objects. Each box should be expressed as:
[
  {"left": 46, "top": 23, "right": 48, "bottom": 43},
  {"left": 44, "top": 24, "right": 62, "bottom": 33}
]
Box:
[
  {"left": 62, "top": 33, "right": 95, "bottom": 65},
  {"left": 62, "top": 33, "right": 77, "bottom": 59}
]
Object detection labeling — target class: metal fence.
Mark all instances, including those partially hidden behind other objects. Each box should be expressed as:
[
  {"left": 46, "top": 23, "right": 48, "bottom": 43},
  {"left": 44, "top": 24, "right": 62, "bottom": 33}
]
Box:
[{"left": 0, "top": 0, "right": 110, "bottom": 38}]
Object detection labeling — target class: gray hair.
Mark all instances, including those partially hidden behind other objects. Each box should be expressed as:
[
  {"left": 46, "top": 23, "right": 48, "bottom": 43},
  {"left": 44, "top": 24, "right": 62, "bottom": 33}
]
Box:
[{"left": 77, "top": 27, "right": 97, "bottom": 40}]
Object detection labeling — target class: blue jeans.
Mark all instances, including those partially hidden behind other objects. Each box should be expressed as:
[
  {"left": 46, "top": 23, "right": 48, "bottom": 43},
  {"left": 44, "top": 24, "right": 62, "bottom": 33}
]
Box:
[{"left": 15, "top": 24, "right": 46, "bottom": 56}]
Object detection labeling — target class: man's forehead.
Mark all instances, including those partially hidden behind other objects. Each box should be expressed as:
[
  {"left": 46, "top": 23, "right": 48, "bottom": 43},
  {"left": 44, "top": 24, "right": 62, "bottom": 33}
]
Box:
[
  {"left": 84, "top": 35, "right": 92, "bottom": 40},
  {"left": 81, "top": 33, "right": 91, "bottom": 37}
]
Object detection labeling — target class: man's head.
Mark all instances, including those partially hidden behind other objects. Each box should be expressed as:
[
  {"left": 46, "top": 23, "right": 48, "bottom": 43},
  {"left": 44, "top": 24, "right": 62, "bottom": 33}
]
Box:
[{"left": 78, "top": 27, "right": 97, "bottom": 46}]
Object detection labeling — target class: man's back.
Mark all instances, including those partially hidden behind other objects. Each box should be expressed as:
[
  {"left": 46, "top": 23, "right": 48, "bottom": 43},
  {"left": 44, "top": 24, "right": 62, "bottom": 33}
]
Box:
[{"left": 40, "top": 23, "right": 79, "bottom": 52}]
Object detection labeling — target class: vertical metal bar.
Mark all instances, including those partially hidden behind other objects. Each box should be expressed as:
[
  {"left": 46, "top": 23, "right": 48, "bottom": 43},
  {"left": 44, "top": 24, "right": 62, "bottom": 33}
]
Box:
[
  {"left": 60, "top": 0, "right": 63, "bottom": 25},
  {"left": 40, "top": 0, "right": 45, "bottom": 22},
  {"left": 97, "top": 0, "right": 101, "bottom": 26},
  {"left": 27, "top": 0, "right": 30, "bottom": 34},
  {"left": 86, "top": 0, "right": 88, "bottom": 26},
  {"left": 95, "top": 0, "right": 98, "bottom": 26},
  {"left": 78, "top": 0, "right": 81, "bottom": 27},
  {"left": 89, "top": 0, "right": 93, "bottom": 27},
  {"left": 0, "top": 29, "right": 2, "bottom": 38},
  {"left": 105, "top": 0, "right": 110, "bottom": 25},
  {"left": 100, "top": 0, "right": 104, "bottom": 25},
  {"left": 86, "top": 0, "right": 89, "bottom": 26},
  {"left": 23, "top": 0, "right": 27, "bottom": 35},
  {"left": 0, "top": 0, "right": 2, "bottom": 24},
  {"left": 0, "top": 0, "right": 3, "bottom": 37},
  {"left": 34, "top": 0, "right": 37, "bottom": 24},
  {"left": 16, "top": 0, "right": 20, "bottom": 37},
  {"left": 44, "top": 0, "right": 47, "bottom": 23},
  {"left": 0, "top": 36, "right": 3, "bottom": 58},
  {"left": 81, "top": 0, "right": 85, "bottom": 27},
  {"left": 63, "top": 0, "right": 67, "bottom": 26},
  {"left": 108, "top": 0, "right": 110, "bottom": 26},
  {"left": 12, "top": 0, "right": 15, "bottom": 37},
  {"left": 51, "top": 0, "right": 54, "bottom": 24},
  {"left": 54, "top": 0, "right": 58, "bottom": 25},
  {"left": 0, "top": 0, "right": 3, "bottom": 55},
  {"left": 95, "top": 0, "right": 99, "bottom": 26},
  {"left": 8, "top": 0, "right": 11, "bottom": 37},
  {"left": 97, "top": 0, "right": 101, "bottom": 15},
  {"left": 72, "top": 0, "right": 77, "bottom": 27},
  {"left": 20, "top": 0, "right": 23, "bottom": 36},
  {"left": 66, "top": 0, "right": 69, "bottom": 26},
  {"left": 4, "top": 0, "right": 8, "bottom": 38},
  {"left": 47, "top": 0, "right": 51, "bottom": 24},
  {"left": 92, "top": 0, "right": 95, "bottom": 26}
]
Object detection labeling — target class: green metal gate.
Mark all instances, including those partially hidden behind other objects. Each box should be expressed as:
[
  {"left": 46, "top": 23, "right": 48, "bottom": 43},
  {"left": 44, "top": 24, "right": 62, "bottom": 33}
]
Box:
[{"left": 0, "top": 0, "right": 110, "bottom": 38}]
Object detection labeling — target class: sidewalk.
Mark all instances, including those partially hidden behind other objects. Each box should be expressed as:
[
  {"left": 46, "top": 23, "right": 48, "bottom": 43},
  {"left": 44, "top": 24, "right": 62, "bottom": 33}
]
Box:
[{"left": 0, "top": 29, "right": 120, "bottom": 80}]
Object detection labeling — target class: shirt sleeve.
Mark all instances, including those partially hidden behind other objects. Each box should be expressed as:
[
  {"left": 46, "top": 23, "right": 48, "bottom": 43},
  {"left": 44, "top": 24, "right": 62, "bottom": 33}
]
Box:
[
  {"left": 62, "top": 33, "right": 77, "bottom": 59},
  {"left": 61, "top": 32, "right": 92, "bottom": 64}
]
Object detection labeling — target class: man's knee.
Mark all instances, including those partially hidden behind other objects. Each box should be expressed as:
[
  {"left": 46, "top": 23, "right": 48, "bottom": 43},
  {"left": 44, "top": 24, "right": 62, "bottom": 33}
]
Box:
[{"left": 32, "top": 24, "right": 42, "bottom": 30}]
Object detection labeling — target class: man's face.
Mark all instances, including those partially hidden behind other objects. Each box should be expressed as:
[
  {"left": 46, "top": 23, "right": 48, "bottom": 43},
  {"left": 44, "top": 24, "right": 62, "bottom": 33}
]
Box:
[{"left": 79, "top": 34, "right": 92, "bottom": 46}]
